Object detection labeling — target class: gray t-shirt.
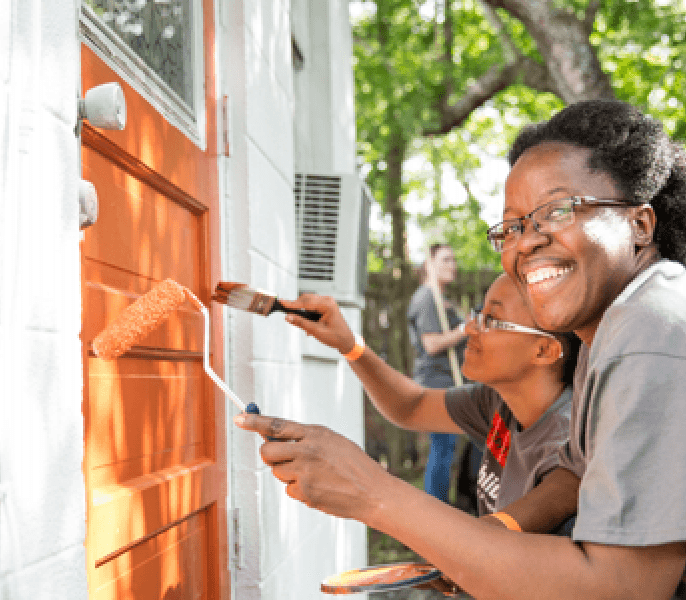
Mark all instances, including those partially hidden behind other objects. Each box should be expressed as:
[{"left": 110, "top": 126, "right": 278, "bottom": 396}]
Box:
[
  {"left": 558, "top": 259, "right": 686, "bottom": 546},
  {"left": 445, "top": 383, "right": 572, "bottom": 515},
  {"left": 407, "top": 285, "right": 466, "bottom": 388}
]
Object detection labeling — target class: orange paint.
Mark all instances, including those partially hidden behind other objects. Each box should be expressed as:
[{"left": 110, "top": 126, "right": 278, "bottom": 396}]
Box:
[
  {"left": 321, "top": 563, "right": 440, "bottom": 594},
  {"left": 81, "top": 0, "right": 227, "bottom": 597},
  {"left": 92, "top": 279, "right": 187, "bottom": 359}
]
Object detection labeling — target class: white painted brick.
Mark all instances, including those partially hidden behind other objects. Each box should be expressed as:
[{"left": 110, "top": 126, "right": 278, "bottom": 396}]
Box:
[
  {"left": 301, "top": 358, "right": 345, "bottom": 425},
  {"left": 301, "top": 333, "right": 341, "bottom": 361},
  {"left": 232, "top": 417, "right": 265, "bottom": 475},
  {"left": 13, "top": 0, "right": 44, "bottom": 108},
  {"left": 0, "top": 89, "right": 9, "bottom": 326},
  {"left": 249, "top": 249, "right": 299, "bottom": 297},
  {"left": 0, "top": 4, "right": 83, "bottom": 594},
  {"left": 245, "top": 31, "right": 294, "bottom": 184},
  {"left": 0, "top": 2, "right": 9, "bottom": 85},
  {"left": 40, "top": 0, "right": 78, "bottom": 124},
  {"left": 251, "top": 361, "right": 301, "bottom": 419},
  {"left": 260, "top": 467, "right": 331, "bottom": 579},
  {"left": 249, "top": 254, "right": 300, "bottom": 363},
  {"left": 329, "top": 0, "right": 356, "bottom": 173},
  {"left": 332, "top": 517, "right": 367, "bottom": 579},
  {"left": 17, "top": 112, "right": 78, "bottom": 332},
  {"left": 247, "top": 227, "right": 297, "bottom": 294},
  {"left": 12, "top": 544, "right": 87, "bottom": 600},
  {"left": 260, "top": 517, "right": 364, "bottom": 600},
  {"left": 244, "top": 0, "right": 292, "bottom": 95},
  {"left": 4, "top": 330, "right": 85, "bottom": 567},
  {"left": 232, "top": 466, "right": 263, "bottom": 586},
  {"left": 247, "top": 139, "right": 296, "bottom": 267}
]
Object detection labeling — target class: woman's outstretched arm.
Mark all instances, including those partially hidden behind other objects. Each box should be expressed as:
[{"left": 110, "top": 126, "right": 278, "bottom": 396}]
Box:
[
  {"left": 235, "top": 413, "right": 686, "bottom": 600},
  {"left": 281, "top": 294, "right": 462, "bottom": 433}
]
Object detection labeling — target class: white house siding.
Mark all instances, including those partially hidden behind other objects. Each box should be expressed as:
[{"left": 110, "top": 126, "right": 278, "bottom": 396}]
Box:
[
  {"left": 0, "top": 1, "right": 86, "bottom": 599},
  {"left": 0, "top": 0, "right": 363, "bottom": 597},
  {"left": 217, "top": 0, "right": 366, "bottom": 598}
]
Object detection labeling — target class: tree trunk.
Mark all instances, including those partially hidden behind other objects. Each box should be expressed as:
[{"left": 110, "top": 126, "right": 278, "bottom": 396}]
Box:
[
  {"left": 385, "top": 130, "right": 413, "bottom": 375},
  {"left": 484, "top": 0, "right": 614, "bottom": 102}
]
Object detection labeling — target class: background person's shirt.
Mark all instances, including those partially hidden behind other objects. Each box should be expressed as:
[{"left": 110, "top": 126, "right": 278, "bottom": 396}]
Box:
[{"left": 407, "top": 284, "right": 466, "bottom": 387}]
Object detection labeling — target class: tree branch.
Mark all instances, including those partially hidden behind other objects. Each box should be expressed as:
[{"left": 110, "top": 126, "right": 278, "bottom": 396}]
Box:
[
  {"left": 424, "top": 59, "right": 524, "bottom": 136},
  {"left": 442, "top": 0, "right": 455, "bottom": 100},
  {"left": 584, "top": 0, "right": 601, "bottom": 36},
  {"left": 520, "top": 55, "right": 558, "bottom": 95},
  {"left": 478, "top": 0, "right": 517, "bottom": 63}
]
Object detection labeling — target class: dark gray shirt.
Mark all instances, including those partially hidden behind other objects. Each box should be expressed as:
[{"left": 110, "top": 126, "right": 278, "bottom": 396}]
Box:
[
  {"left": 446, "top": 383, "right": 572, "bottom": 515},
  {"left": 407, "top": 285, "right": 466, "bottom": 388},
  {"left": 559, "top": 259, "right": 686, "bottom": 545}
]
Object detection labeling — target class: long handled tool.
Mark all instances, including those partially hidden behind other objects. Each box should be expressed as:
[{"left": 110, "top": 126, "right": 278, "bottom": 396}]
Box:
[{"left": 92, "top": 278, "right": 261, "bottom": 414}]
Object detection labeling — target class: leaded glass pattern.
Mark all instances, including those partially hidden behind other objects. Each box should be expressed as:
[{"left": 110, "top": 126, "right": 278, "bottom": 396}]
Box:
[{"left": 84, "top": 0, "right": 194, "bottom": 109}]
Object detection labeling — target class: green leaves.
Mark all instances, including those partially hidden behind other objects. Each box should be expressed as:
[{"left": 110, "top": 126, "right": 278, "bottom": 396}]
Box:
[{"left": 353, "top": 0, "right": 686, "bottom": 277}]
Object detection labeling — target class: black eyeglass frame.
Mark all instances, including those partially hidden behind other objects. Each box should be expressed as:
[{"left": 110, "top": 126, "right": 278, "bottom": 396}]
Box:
[{"left": 486, "top": 195, "right": 630, "bottom": 252}]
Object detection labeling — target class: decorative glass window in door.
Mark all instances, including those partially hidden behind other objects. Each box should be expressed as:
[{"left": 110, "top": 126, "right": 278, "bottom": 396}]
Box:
[{"left": 81, "top": 0, "right": 205, "bottom": 146}]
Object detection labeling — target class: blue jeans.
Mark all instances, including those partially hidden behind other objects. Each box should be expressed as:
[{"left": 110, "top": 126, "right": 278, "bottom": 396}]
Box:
[{"left": 424, "top": 432, "right": 456, "bottom": 504}]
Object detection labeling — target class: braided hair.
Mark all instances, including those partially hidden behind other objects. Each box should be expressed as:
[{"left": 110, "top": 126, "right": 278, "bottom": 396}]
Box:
[{"left": 508, "top": 100, "right": 686, "bottom": 266}]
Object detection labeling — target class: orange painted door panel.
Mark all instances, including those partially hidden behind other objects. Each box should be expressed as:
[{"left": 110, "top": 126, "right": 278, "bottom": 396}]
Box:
[{"left": 80, "top": 2, "right": 227, "bottom": 599}]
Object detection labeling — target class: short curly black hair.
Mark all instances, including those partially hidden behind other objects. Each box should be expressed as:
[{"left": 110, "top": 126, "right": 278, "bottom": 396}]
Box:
[{"left": 508, "top": 99, "right": 686, "bottom": 266}]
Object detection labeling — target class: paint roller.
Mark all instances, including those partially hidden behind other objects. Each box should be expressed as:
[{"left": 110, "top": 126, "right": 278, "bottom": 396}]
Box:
[{"left": 92, "top": 278, "right": 261, "bottom": 415}]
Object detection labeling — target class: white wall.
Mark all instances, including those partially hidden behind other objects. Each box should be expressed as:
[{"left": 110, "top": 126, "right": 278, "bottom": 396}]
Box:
[
  {"left": 216, "top": 0, "right": 366, "bottom": 598},
  {"left": 292, "top": 0, "right": 356, "bottom": 174},
  {"left": 0, "top": 0, "right": 361, "bottom": 598},
  {"left": 0, "top": 1, "right": 86, "bottom": 599}
]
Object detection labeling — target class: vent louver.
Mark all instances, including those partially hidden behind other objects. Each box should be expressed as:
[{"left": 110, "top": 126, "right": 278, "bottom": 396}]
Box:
[
  {"left": 294, "top": 172, "right": 371, "bottom": 308},
  {"left": 295, "top": 174, "right": 341, "bottom": 282}
]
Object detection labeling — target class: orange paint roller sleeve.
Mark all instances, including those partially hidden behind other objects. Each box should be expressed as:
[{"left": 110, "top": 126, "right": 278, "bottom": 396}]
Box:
[{"left": 92, "top": 279, "right": 187, "bottom": 359}]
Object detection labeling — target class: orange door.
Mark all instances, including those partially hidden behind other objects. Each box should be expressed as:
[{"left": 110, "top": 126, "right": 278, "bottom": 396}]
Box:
[{"left": 79, "top": 1, "right": 227, "bottom": 598}]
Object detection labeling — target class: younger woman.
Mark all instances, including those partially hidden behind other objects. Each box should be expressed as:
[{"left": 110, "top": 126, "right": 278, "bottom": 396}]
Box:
[{"left": 242, "top": 272, "right": 581, "bottom": 526}]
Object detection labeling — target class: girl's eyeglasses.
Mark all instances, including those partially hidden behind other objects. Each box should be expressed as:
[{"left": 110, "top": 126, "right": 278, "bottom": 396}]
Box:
[{"left": 469, "top": 310, "right": 560, "bottom": 343}]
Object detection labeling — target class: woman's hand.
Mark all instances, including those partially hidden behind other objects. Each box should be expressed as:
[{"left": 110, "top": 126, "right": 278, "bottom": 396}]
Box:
[
  {"left": 279, "top": 294, "right": 356, "bottom": 355},
  {"left": 233, "top": 412, "right": 389, "bottom": 521}
]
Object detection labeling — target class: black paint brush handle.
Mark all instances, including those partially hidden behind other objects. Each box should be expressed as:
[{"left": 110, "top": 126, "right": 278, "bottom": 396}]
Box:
[{"left": 272, "top": 299, "right": 322, "bottom": 322}]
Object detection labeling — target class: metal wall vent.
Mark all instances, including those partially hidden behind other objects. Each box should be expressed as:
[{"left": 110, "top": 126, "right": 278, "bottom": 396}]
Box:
[
  {"left": 295, "top": 173, "right": 341, "bottom": 282},
  {"left": 294, "top": 172, "right": 371, "bottom": 308}
]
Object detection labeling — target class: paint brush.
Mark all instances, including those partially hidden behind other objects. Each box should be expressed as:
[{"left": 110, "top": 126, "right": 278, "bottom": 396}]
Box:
[
  {"left": 92, "top": 278, "right": 262, "bottom": 415},
  {"left": 212, "top": 282, "right": 322, "bottom": 321}
]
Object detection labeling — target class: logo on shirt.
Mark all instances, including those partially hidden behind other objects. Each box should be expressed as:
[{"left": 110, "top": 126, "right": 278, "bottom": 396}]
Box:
[
  {"left": 477, "top": 411, "right": 512, "bottom": 515},
  {"left": 486, "top": 411, "right": 511, "bottom": 468},
  {"left": 477, "top": 461, "right": 500, "bottom": 511}
]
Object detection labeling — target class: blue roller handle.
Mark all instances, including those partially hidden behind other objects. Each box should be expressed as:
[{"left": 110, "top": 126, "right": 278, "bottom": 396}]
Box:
[
  {"left": 245, "top": 402, "right": 260, "bottom": 415},
  {"left": 244, "top": 402, "right": 276, "bottom": 440}
]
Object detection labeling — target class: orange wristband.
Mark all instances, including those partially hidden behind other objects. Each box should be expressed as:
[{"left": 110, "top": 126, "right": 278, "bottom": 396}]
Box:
[
  {"left": 343, "top": 333, "right": 365, "bottom": 362},
  {"left": 491, "top": 512, "right": 522, "bottom": 532}
]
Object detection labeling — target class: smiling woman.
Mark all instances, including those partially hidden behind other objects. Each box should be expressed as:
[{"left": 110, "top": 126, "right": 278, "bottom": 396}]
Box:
[
  {"left": 495, "top": 99, "right": 686, "bottom": 597},
  {"left": 234, "top": 100, "right": 686, "bottom": 600}
]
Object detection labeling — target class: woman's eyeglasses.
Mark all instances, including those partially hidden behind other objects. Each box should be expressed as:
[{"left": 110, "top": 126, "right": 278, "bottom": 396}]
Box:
[
  {"left": 486, "top": 195, "right": 629, "bottom": 252},
  {"left": 469, "top": 310, "right": 559, "bottom": 343}
]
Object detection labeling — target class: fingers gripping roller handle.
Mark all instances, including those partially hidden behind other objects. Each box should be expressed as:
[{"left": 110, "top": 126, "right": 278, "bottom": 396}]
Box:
[{"left": 244, "top": 402, "right": 276, "bottom": 440}]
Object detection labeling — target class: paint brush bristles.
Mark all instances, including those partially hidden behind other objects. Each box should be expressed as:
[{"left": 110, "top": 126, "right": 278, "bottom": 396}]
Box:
[
  {"left": 213, "top": 281, "right": 322, "bottom": 322},
  {"left": 92, "top": 278, "right": 248, "bottom": 412}
]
